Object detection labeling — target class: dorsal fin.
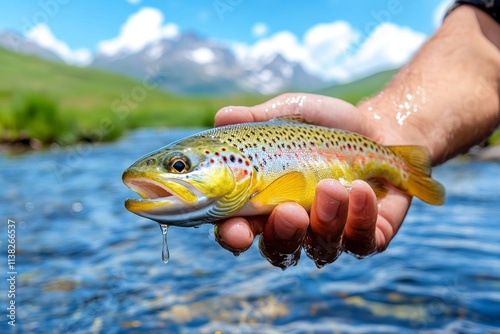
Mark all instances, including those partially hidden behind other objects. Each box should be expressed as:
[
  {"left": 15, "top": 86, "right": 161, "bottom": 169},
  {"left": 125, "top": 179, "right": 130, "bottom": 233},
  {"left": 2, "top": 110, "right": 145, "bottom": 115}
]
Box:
[{"left": 270, "top": 115, "right": 306, "bottom": 124}]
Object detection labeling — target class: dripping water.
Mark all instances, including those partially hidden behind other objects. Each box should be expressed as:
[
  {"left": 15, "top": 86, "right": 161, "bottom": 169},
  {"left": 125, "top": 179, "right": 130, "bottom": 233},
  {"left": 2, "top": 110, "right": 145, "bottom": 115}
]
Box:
[{"left": 159, "top": 224, "right": 170, "bottom": 264}]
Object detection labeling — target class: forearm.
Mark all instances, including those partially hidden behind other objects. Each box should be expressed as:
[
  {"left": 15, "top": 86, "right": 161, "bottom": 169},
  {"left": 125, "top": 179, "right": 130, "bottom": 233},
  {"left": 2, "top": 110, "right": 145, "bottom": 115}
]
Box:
[{"left": 358, "top": 5, "right": 500, "bottom": 165}]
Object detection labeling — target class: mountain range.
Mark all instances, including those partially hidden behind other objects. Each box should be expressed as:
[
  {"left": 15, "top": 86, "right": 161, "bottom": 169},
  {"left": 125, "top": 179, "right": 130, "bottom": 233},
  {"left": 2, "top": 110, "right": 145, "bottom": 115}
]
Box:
[
  {"left": 0, "top": 30, "right": 327, "bottom": 96},
  {"left": 0, "top": 31, "right": 60, "bottom": 62}
]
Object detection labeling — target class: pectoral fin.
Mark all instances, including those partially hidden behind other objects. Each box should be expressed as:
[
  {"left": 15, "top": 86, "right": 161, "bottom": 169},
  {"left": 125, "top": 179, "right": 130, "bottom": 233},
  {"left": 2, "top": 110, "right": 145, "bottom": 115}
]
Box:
[
  {"left": 251, "top": 171, "right": 307, "bottom": 207},
  {"left": 367, "top": 178, "right": 389, "bottom": 199}
]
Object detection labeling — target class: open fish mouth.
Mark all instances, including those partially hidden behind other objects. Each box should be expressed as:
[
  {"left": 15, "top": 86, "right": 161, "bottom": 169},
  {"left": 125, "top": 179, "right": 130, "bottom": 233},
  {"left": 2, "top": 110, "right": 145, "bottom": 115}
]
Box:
[
  {"left": 123, "top": 173, "right": 207, "bottom": 216},
  {"left": 125, "top": 178, "right": 177, "bottom": 202}
]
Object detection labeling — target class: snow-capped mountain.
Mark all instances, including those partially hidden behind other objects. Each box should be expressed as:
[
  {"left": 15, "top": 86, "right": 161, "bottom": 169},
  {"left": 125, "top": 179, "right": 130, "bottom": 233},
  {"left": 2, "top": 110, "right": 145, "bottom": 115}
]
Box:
[
  {"left": 0, "top": 31, "right": 61, "bottom": 62},
  {"left": 238, "top": 53, "right": 325, "bottom": 95},
  {"left": 0, "top": 30, "right": 327, "bottom": 95},
  {"left": 91, "top": 32, "right": 327, "bottom": 95},
  {"left": 92, "top": 33, "right": 242, "bottom": 95}
]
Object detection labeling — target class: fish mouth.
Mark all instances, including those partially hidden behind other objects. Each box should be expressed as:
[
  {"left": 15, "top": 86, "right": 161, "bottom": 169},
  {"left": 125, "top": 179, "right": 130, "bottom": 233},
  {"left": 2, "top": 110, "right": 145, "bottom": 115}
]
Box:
[
  {"left": 122, "top": 172, "right": 208, "bottom": 222},
  {"left": 125, "top": 178, "right": 177, "bottom": 201}
]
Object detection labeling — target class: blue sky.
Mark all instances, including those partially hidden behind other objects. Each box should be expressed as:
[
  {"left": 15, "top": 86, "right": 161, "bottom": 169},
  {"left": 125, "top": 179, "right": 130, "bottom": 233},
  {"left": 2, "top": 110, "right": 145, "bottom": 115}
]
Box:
[{"left": 0, "top": 0, "right": 453, "bottom": 81}]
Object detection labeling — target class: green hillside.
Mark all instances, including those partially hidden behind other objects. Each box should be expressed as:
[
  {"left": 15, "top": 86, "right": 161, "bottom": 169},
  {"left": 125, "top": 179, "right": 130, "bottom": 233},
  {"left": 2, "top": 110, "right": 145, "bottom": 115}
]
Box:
[
  {"left": 316, "top": 69, "right": 397, "bottom": 104},
  {"left": 5, "top": 48, "right": 449, "bottom": 149},
  {"left": 0, "top": 48, "right": 265, "bottom": 146}
]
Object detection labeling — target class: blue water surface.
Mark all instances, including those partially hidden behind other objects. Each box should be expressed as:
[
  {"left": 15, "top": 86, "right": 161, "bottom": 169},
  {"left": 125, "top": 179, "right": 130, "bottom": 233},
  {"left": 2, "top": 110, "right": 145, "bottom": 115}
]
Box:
[{"left": 0, "top": 128, "right": 499, "bottom": 334}]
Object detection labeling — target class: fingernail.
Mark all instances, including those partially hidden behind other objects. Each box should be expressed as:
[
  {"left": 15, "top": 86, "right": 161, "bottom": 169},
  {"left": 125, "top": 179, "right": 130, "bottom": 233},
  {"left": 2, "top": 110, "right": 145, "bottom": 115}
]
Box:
[
  {"left": 273, "top": 214, "right": 298, "bottom": 241},
  {"left": 350, "top": 191, "right": 367, "bottom": 213},
  {"left": 317, "top": 192, "right": 340, "bottom": 222},
  {"left": 349, "top": 181, "right": 367, "bottom": 213},
  {"left": 215, "top": 222, "right": 252, "bottom": 254}
]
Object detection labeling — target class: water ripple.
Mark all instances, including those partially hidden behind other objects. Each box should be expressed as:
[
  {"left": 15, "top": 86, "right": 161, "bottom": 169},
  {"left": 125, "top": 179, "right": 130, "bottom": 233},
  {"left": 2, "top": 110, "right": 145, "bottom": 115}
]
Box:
[{"left": 1, "top": 130, "right": 499, "bottom": 333}]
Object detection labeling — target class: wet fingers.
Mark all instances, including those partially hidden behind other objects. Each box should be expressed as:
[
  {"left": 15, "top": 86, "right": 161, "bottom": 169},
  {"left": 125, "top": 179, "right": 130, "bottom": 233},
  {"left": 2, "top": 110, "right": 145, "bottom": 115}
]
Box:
[
  {"left": 343, "top": 180, "right": 379, "bottom": 257},
  {"left": 215, "top": 217, "right": 264, "bottom": 255},
  {"left": 258, "top": 203, "right": 309, "bottom": 270},
  {"left": 304, "top": 179, "right": 349, "bottom": 267}
]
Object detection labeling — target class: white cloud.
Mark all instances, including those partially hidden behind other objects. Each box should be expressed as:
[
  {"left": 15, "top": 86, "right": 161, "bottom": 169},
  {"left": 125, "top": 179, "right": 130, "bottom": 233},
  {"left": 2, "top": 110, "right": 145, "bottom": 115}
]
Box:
[
  {"left": 25, "top": 23, "right": 92, "bottom": 66},
  {"left": 434, "top": 0, "right": 454, "bottom": 27},
  {"left": 301, "top": 21, "right": 359, "bottom": 78},
  {"left": 251, "top": 22, "right": 268, "bottom": 38},
  {"left": 127, "top": 0, "right": 141, "bottom": 3},
  {"left": 234, "top": 21, "right": 427, "bottom": 82},
  {"left": 340, "top": 23, "right": 426, "bottom": 81},
  {"left": 236, "top": 31, "right": 306, "bottom": 65},
  {"left": 97, "top": 7, "right": 179, "bottom": 57}
]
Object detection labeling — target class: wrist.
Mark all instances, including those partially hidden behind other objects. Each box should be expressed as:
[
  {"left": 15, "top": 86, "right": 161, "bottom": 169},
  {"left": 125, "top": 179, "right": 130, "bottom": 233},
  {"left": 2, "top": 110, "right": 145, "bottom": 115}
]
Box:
[{"left": 358, "top": 5, "right": 500, "bottom": 165}]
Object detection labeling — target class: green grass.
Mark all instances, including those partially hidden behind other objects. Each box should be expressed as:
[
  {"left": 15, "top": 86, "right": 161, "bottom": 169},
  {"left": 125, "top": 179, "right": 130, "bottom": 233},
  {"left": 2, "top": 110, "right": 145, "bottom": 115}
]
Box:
[
  {"left": 2, "top": 48, "right": 497, "bottom": 148},
  {"left": 8, "top": 93, "right": 76, "bottom": 144},
  {"left": 0, "top": 47, "right": 266, "bottom": 146},
  {"left": 488, "top": 129, "right": 500, "bottom": 146},
  {"left": 315, "top": 69, "right": 398, "bottom": 104}
]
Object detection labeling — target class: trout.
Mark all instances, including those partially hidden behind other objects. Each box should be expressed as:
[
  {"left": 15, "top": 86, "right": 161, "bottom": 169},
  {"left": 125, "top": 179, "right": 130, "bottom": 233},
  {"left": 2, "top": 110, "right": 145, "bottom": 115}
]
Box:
[{"left": 123, "top": 116, "right": 445, "bottom": 227}]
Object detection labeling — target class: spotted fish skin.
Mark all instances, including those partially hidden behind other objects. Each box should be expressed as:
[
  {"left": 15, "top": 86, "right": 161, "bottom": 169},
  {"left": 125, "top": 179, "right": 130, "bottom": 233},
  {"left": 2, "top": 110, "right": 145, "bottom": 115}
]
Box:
[
  {"left": 123, "top": 116, "right": 445, "bottom": 226},
  {"left": 198, "top": 116, "right": 434, "bottom": 212}
]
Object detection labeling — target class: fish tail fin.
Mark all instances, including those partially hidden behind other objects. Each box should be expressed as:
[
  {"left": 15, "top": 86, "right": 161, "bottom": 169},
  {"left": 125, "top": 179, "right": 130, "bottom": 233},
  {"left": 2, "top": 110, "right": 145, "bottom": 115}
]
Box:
[{"left": 387, "top": 145, "right": 445, "bottom": 205}]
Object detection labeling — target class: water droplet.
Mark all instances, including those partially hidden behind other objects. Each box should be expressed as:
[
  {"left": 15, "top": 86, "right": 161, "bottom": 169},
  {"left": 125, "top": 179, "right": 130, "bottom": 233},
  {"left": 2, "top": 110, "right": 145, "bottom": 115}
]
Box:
[
  {"left": 72, "top": 202, "right": 83, "bottom": 212},
  {"left": 25, "top": 202, "right": 34, "bottom": 212},
  {"left": 231, "top": 250, "right": 242, "bottom": 257},
  {"left": 159, "top": 224, "right": 170, "bottom": 264},
  {"left": 208, "top": 229, "right": 215, "bottom": 240}
]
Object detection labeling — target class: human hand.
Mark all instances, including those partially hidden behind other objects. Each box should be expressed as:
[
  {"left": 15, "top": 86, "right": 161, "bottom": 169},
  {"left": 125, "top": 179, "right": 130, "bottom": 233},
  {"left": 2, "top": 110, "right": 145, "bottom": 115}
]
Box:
[{"left": 213, "top": 93, "right": 412, "bottom": 269}]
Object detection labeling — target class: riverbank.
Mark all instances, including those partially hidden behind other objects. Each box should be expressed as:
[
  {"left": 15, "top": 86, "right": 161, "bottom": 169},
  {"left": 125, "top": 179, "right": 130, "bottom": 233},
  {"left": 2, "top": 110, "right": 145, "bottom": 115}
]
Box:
[
  {"left": 0, "top": 48, "right": 267, "bottom": 152},
  {"left": 0, "top": 92, "right": 266, "bottom": 153},
  {"left": 2, "top": 49, "right": 499, "bottom": 157},
  {"left": 2, "top": 125, "right": 500, "bottom": 162}
]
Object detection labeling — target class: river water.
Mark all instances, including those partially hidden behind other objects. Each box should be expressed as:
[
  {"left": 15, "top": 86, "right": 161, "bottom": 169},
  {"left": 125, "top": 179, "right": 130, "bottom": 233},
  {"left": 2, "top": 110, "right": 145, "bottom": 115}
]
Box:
[{"left": 1, "top": 128, "right": 499, "bottom": 333}]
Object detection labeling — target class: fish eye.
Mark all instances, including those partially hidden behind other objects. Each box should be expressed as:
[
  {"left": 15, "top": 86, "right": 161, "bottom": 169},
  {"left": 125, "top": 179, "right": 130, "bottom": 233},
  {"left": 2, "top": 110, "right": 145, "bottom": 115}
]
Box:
[
  {"left": 163, "top": 152, "right": 191, "bottom": 174},
  {"left": 172, "top": 160, "right": 186, "bottom": 173}
]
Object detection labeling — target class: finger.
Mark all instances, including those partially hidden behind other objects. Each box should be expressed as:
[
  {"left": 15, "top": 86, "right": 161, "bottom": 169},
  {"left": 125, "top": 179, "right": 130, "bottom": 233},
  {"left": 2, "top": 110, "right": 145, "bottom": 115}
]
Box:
[
  {"left": 214, "top": 93, "right": 311, "bottom": 126},
  {"left": 214, "top": 105, "right": 260, "bottom": 127},
  {"left": 215, "top": 216, "right": 265, "bottom": 255},
  {"left": 304, "top": 179, "right": 349, "bottom": 267},
  {"left": 373, "top": 186, "right": 412, "bottom": 251},
  {"left": 343, "top": 180, "right": 379, "bottom": 257},
  {"left": 214, "top": 93, "right": 361, "bottom": 130},
  {"left": 258, "top": 202, "right": 309, "bottom": 270}
]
